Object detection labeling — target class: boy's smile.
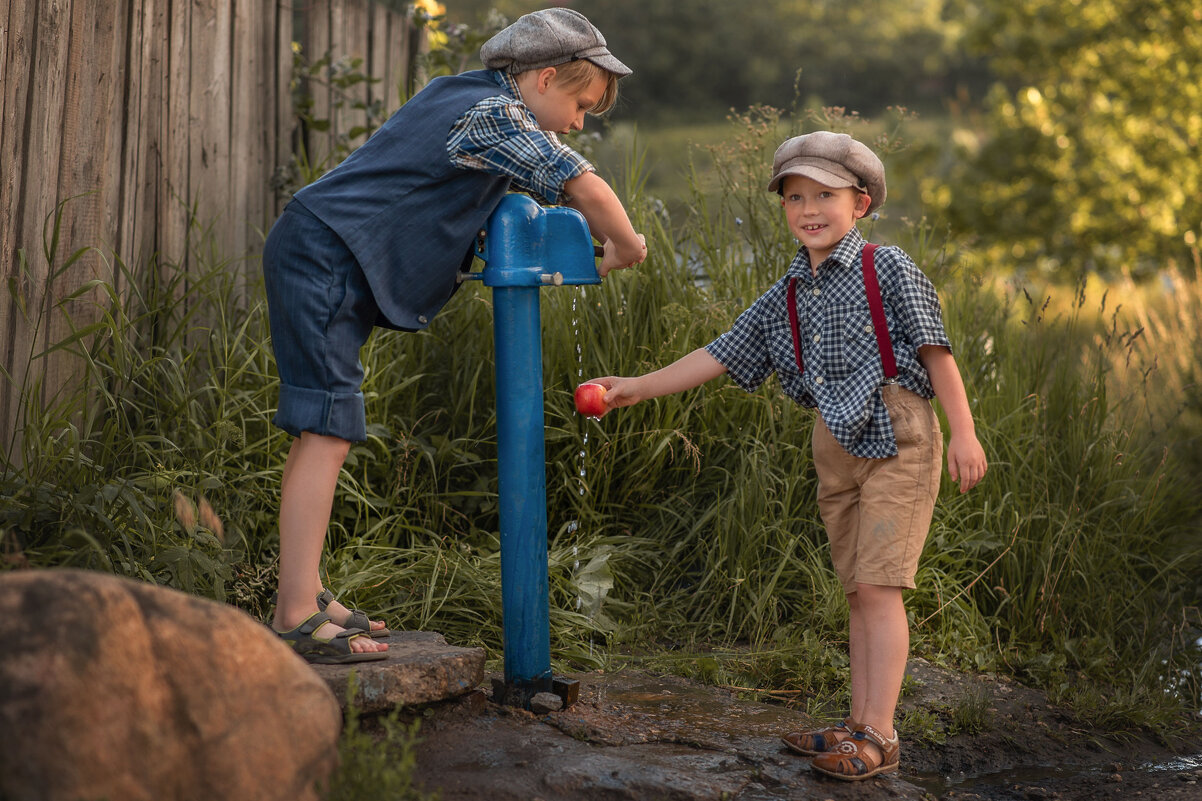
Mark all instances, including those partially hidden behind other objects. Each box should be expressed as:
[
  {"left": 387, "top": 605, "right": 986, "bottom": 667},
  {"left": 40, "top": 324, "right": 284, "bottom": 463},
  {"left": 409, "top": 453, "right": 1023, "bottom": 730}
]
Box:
[{"left": 781, "top": 174, "right": 871, "bottom": 269}]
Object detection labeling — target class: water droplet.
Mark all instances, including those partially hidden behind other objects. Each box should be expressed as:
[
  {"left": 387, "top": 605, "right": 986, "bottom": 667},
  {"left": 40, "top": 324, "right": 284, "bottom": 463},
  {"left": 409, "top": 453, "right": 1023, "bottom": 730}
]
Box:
[{"left": 575, "top": 597, "right": 583, "bottom": 609}]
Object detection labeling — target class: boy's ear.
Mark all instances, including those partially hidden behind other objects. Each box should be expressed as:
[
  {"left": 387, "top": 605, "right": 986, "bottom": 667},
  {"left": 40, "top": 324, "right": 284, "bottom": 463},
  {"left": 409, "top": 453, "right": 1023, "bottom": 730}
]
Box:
[
  {"left": 854, "top": 192, "right": 872, "bottom": 218},
  {"left": 535, "top": 66, "right": 558, "bottom": 93}
]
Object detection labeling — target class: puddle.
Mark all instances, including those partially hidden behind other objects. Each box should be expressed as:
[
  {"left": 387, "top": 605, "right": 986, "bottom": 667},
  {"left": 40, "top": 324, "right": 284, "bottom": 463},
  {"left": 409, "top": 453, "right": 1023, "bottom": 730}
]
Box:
[
  {"left": 909, "top": 763, "right": 1082, "bottom": 795},
  {"left": 910, "top": 752, "right": 1202, "bottom": 797},
  {"left": 1143, "top": 752, "right": 1202, "bottom": 773}
]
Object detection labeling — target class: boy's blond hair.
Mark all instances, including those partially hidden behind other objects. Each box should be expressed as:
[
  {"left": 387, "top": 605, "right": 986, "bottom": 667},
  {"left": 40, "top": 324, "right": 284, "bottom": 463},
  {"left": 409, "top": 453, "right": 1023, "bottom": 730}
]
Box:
[{"left": 548, "top": 59, "right": 619, "bottom": 115}]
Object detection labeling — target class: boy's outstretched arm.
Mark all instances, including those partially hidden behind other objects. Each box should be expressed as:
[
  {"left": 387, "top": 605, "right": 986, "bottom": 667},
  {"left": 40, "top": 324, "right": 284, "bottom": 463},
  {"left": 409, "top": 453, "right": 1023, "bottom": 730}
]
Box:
[
  {"left": 563, "top": 171, "right": 647, "bottom": 276},
  {"left": 919, "top": 345, "right": 987, "bottom": 493},
  {"left": 589, "top": 348, "right": 727, "bottom": 410}
]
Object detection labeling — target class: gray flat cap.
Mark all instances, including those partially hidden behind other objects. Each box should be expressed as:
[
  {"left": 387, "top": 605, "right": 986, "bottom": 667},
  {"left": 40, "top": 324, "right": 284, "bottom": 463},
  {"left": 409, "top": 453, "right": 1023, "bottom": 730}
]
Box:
[
  {"left": 480, "top": 8, "right": 631, "bottom": 77},
  {"left": 767, "top": 131, "right": 886, "bottom": 213}
]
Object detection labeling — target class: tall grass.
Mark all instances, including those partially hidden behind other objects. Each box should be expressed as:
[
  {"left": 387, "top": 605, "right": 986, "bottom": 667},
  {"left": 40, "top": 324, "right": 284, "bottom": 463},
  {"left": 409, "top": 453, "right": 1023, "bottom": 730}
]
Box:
[{"left": 2, "top": 109, "right": 1199, "bottom": 735}]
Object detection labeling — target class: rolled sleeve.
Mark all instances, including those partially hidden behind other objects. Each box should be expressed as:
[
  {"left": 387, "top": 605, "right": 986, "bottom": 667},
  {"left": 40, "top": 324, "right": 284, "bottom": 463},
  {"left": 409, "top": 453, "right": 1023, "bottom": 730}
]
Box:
[{"left": 448, "top": 97, "right": 593, "bottom": 204}]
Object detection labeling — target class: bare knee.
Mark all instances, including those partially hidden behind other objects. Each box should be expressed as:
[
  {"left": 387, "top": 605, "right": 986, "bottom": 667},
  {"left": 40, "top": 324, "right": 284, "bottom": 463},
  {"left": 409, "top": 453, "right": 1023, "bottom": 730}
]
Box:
[{"left": 853, "top": 583, "right": 903, "bottom": 612}]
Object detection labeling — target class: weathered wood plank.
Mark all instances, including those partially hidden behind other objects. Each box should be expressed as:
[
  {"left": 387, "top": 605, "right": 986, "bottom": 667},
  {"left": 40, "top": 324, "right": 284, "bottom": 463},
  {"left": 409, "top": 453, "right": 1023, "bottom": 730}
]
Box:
[
  {"left": 341, "top": 0, "right": 369, "bottom": 149},
  {"left": 38, "top": 0, "right": 121, "bottom": 420},
  {"left": 274, "top": 0, "right": 294, "bottom": 216},
  {"left": 162, "top": 0, "right": 192, "bottom": 274},
  {"left": 0, "top": 0, "right": 38, "bottom": 455},
  {"left": 394, "top": 3, "right": 418, "bottom": 107},
  {"left": 230, "top": 0, "right": 256, "bottom": 266},
  {"left": 6, "top": 0, "right": 72, "bottom": 455},
  {"left": 190, "top": 0, "right": 233, "bottom": 266},
  {"left": 304, "top": 0, "right": 334, "bottom": 165},
  {"left": 369, "top": 1, "right": 389, "bottom": 115}
]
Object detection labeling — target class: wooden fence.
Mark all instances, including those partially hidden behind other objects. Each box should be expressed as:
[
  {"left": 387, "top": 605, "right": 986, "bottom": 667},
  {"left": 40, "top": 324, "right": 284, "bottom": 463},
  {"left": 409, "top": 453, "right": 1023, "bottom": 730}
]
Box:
[{"left": 0, "top": 0, "right": 425, "bottom": 456}]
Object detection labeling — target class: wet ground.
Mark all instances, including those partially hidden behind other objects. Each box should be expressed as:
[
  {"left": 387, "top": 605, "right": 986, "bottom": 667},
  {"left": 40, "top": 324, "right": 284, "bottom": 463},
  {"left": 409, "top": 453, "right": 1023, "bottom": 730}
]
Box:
[{"left": 407, "top": 659, "right": 1202, "bottom": 801}]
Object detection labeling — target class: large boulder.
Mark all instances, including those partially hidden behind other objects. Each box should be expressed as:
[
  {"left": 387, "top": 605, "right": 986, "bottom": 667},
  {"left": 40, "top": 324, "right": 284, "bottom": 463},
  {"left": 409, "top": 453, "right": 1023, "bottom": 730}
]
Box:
[{"left": 0, "top": 568, "right": 342, "bottom": 801}]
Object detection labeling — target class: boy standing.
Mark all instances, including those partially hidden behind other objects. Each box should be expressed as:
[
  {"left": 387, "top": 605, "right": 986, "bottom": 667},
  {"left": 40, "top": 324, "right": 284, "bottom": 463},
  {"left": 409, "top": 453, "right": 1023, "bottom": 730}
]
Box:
[
  {"left": 586, "top": 131, "right": 986, "bottom": 779},
  {"left": 264, "top": 9, "right": 647, "bottom": 664}
]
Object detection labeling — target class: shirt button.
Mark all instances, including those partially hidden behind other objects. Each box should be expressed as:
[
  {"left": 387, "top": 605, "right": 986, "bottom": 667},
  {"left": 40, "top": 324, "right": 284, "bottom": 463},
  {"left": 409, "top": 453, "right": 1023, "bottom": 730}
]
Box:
[
  {"left": 418, "top": 315, "right": 428, "bottom": 325},
  {"left": 812, "top": 334, "right": 821, "bottom": 343},
  {"left": 815, "top": 376, "right": 825, "bottom": 385},
  {"left": 864, "top": 324, "right": 874, "bottom": 333},
  {"left": 812, "top": 287, "right": 821, "bottom": 296}
]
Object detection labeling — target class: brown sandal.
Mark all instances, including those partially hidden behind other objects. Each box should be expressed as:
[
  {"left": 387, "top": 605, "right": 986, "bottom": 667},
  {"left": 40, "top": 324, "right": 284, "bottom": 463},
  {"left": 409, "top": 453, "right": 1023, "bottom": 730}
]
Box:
[
  {"left": 810, "top": 723, "right": 899, "bottom": 781},
  {"left": 780, "top": 717, "right": 855, "bottom": 756}
]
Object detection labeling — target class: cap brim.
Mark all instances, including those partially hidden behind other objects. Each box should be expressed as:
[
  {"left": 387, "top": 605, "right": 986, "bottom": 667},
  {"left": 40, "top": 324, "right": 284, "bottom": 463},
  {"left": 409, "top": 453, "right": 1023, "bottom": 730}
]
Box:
[
  {"left": 767, "top": 163, "right": 858, "bottom": 194},
  {"left": 580, "top": 52, "right": 632, "bottom": 77}
]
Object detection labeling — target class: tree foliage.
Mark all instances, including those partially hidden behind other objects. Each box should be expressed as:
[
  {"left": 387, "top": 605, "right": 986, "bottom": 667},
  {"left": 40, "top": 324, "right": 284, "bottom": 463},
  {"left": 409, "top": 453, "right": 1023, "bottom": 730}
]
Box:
[
  {"left": 447, "top": 0, "right": 991, "bottom": 121},
  {"left": 932, "top": 0, "right": 1202, "bottom": 277}
]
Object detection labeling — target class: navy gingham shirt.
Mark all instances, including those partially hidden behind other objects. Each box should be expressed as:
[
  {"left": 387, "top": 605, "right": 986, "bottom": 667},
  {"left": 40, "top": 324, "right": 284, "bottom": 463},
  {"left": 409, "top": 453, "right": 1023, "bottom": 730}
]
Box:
[
  {"left": 447, "top": 70, "right": 593, "bottom": 204},
  {"left": 706, "top": 227, "right": 951, "bottom": 458}
]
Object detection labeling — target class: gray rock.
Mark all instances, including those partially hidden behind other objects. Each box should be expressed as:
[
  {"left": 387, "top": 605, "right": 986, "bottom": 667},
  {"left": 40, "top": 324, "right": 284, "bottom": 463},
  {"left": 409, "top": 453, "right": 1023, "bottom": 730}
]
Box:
[
  {"left": 529, "top": 692, "right": 564, "bottom": 715},
  {"left": 310, "top": 630, "right": 485, "bottom": 714},
  {"left": 0, "top": 568, "right": 341, "bottom": 801}
]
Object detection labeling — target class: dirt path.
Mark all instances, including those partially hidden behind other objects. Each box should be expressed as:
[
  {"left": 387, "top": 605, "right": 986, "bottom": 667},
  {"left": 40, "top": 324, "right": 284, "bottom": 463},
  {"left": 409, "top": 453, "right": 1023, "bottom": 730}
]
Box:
[{"left": 408, "top": 660, "right": 1202, "bottom": 800}]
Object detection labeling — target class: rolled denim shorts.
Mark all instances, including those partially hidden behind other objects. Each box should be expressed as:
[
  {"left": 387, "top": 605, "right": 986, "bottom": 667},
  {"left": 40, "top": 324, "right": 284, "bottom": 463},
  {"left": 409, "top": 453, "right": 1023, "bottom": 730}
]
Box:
[
  {"left": 262, "top": 200, "right": 377, "bottom": 442},
  {"left": 812, "top": 384, "right": 943, "bottom": 594}
]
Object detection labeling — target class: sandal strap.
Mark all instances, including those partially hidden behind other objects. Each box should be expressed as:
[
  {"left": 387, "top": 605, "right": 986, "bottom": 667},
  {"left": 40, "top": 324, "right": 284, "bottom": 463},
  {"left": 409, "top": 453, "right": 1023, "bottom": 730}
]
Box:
[
  {"left": 275, "top": 610, "right": 370, "bottom": 657},
  {"left": 855, "top": 723, "right": 898, "bottom": 753},
  {"left": 280, "top": 610, "right": 367, "bottom": 640},
  {"left": 317, "top": 588, "right": 371, "bottom": 626},
  {"left": 316, "top": 587, "right": 390, "bottom": 638},
  {"left": 781, "top": 716, "right": 855, "bottom": 754}
]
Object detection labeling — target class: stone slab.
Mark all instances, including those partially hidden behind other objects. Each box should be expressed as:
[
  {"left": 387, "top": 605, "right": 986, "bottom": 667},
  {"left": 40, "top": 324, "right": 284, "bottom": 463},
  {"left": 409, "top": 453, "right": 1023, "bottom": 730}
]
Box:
[{"left": 309, "top": 630, "right": 485, "bottom": 714}]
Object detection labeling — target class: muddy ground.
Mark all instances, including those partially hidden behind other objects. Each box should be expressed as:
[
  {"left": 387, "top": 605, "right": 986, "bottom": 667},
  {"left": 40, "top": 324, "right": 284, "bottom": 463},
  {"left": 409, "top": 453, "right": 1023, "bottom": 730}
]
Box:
[{"left": 407, "top": 659, "right": 1202, "bottom": 801}]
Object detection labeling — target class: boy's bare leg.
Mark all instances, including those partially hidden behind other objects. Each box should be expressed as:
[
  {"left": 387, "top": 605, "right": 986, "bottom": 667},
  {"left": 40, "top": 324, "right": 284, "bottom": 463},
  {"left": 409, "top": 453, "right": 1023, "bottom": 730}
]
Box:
[
  {"left": 848, "top": 583, "right": 907, "bottom": 751},
  {"left": 847, "top": 589, "right": 868, "bottom": 725},
  {"left": 273, "top": 432, "right": 387, "bottom": 654}
]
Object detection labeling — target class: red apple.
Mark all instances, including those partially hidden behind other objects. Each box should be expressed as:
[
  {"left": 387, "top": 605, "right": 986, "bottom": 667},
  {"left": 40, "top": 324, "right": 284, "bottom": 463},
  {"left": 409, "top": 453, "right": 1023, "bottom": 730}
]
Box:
[{"left": 574, "top": 383, "right": 608, "bottom": 418}]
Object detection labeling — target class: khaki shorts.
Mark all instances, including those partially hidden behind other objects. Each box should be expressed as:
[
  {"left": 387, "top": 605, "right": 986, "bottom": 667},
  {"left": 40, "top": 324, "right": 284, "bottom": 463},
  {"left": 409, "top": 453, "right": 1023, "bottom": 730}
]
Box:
[{"left": 812, "top": 384, "right": 942, "bottom": 594}]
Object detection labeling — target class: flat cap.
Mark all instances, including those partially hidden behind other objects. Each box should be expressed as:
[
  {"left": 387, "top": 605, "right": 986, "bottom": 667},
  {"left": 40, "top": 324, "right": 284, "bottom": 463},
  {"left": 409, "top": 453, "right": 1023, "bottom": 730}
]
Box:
[
  {"left": 767, "top": 131, "right": 886, "bottom": 213},
  {"left": 480, "top": 8, "right": 632, "bottom": 77}
]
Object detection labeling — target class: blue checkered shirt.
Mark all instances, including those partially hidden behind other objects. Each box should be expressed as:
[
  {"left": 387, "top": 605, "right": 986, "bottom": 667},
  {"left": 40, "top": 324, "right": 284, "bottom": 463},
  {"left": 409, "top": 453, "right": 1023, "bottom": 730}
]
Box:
[
  {"left": 446, "top": 70, "right": 593, "bottom": 204},
  {"left": 706, "top": 227, "right": 951, "bottom": 458}
]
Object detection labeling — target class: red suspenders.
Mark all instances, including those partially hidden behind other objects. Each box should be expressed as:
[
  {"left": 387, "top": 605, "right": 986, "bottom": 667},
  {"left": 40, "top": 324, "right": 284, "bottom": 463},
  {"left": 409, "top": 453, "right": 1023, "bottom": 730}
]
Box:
[{"left": 786, "top": 243, "right": 898, "bottom": 379}]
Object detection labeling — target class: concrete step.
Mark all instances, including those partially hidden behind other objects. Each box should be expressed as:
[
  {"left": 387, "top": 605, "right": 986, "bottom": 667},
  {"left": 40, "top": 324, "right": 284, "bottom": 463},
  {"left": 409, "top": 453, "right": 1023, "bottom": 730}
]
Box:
[{"left": 308, "top": 631, "right": 485, "bottom": 714}]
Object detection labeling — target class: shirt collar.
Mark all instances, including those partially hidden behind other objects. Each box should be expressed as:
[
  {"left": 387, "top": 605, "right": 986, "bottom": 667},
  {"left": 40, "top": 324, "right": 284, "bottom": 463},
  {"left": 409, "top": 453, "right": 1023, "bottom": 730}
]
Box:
[
  {"left": 492, "top": 69, "right": 521, "bottom": 100},
  {"left": 786, "top": 226, "right": 866, "bottom": 278}
]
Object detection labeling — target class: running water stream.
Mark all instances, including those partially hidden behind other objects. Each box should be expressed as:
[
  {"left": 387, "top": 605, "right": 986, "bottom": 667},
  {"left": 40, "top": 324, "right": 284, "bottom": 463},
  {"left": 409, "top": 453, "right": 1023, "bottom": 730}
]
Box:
[{"left": 566, "top": 286, "right": 609, "bottom": 658}]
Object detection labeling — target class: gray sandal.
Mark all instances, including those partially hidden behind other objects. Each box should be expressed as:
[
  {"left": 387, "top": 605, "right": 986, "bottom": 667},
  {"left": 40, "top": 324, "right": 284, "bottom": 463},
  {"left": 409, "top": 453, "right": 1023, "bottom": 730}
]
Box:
[
  {"left": 316, "top": 588, "right": 391, "bottom": 639},
  {"left": 274, "top": 611, "right": 387, "bottom": 664}
]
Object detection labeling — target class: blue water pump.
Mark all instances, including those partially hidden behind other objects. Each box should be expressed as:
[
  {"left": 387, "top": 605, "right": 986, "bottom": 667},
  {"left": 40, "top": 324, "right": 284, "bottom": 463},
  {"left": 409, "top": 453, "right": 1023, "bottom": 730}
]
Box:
[{"left": 461, "top": 193, "right": 600, "bottom": 709}]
